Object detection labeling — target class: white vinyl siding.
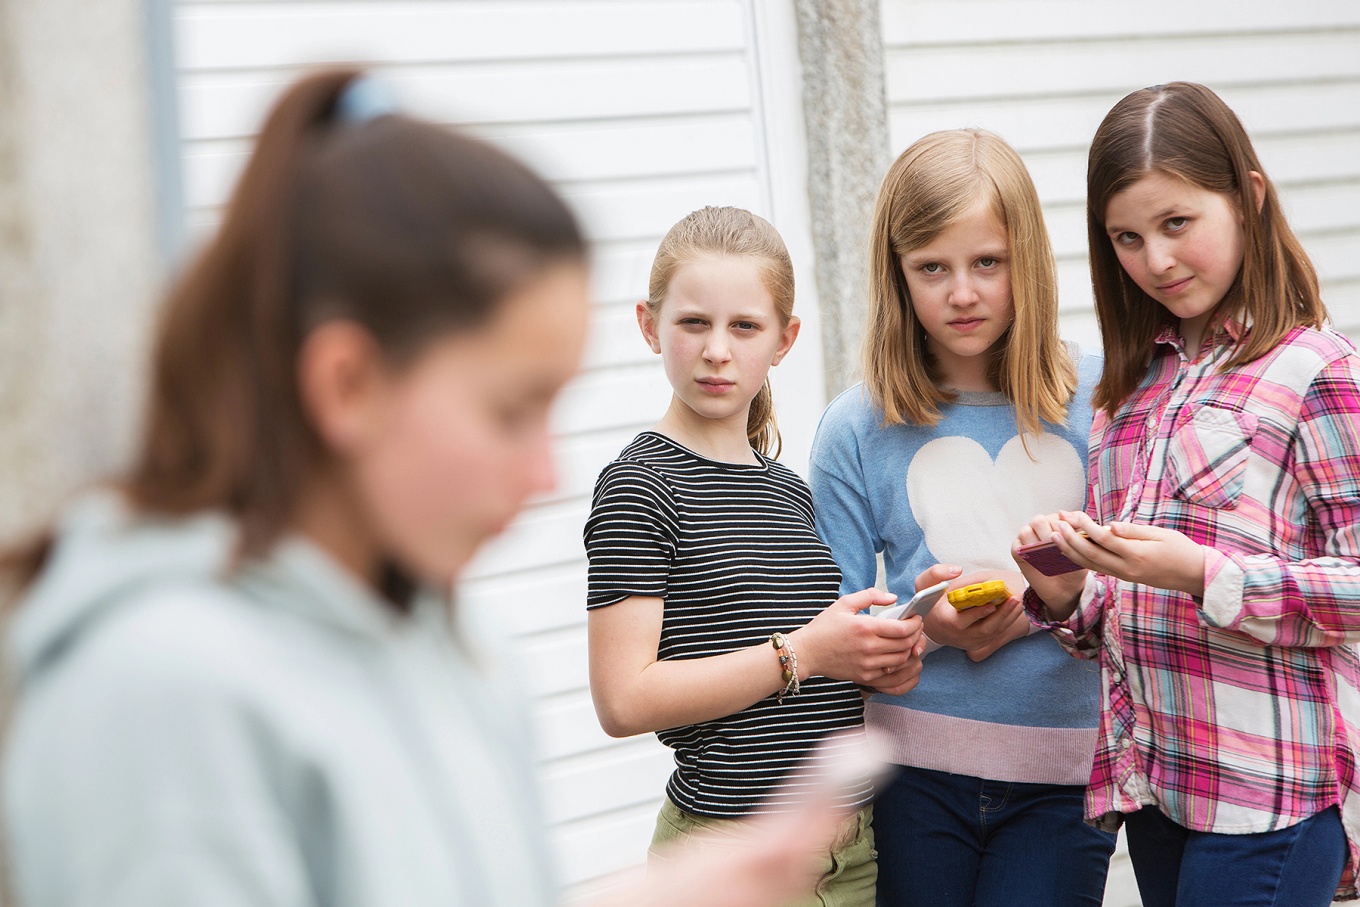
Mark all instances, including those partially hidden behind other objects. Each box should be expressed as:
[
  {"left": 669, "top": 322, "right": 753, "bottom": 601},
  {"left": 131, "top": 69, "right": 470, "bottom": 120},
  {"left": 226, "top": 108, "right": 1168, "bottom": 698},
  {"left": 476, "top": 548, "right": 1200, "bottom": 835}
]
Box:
[
  {"left": 169, "top": 0, "right": 823, "bottom": 894},
  {"left": 881, "top": 0, "right": 1360, "bottom": 349}
]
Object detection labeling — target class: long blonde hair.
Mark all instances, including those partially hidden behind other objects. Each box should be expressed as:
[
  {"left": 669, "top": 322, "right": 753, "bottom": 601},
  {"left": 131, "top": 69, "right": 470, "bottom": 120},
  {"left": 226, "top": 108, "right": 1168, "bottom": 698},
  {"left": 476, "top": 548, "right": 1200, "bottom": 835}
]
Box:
[
  {"left": 645, "top": 206, "right": 795, "bottom": 457},
  {"left": 863, "top": 129, "right": 1076, "bottom": 436}
]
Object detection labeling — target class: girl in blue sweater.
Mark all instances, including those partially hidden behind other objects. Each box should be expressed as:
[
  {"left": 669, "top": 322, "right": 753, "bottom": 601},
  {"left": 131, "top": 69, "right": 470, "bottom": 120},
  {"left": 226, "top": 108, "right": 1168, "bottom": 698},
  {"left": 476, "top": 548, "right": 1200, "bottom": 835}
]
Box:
[{"left": 809, "top": 129, "right": 1114, "bottom": 906}]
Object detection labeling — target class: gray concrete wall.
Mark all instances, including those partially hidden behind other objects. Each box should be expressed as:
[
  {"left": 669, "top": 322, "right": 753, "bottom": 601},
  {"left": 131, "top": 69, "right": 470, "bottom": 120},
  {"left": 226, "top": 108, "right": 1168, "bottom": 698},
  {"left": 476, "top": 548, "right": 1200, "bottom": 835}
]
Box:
[
  {"left": 0, "top": 0, "right": 163, "bottom": 546},
  {"left": 792, "top": 0, "right": 890, "bottom": 396}
]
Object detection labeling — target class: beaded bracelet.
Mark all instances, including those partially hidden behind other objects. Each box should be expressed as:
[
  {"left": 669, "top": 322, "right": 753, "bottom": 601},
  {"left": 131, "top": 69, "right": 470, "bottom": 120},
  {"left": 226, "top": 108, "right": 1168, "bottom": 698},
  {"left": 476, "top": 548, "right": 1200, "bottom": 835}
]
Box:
[{"left": 770, "top": 632, "right": 801, "bottom": 703}]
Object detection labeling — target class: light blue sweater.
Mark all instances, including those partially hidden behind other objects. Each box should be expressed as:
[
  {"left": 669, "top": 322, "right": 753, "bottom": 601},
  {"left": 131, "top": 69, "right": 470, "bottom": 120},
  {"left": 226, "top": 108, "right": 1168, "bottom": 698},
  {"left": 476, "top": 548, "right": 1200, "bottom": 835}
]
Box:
[
  {"left": 4, "top": 494, "right": 556, "bottom": 907},
  {"left": 809, "top": 351, "right": 1103, "bottom": 785}
]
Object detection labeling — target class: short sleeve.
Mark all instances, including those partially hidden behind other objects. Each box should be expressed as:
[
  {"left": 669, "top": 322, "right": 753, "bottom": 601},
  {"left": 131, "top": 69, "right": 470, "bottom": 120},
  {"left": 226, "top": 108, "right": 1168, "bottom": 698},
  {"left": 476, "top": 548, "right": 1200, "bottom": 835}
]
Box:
[{"left": 583, "top": 461, "right": 680, "bottom": 609}]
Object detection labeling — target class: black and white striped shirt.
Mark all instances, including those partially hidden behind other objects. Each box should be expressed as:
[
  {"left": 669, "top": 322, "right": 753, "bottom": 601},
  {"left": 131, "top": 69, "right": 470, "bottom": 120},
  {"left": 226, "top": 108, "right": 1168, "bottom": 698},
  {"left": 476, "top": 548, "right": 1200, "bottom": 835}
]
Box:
[{"left": 584, "top": 432, "right": 871, "bottom": 817}]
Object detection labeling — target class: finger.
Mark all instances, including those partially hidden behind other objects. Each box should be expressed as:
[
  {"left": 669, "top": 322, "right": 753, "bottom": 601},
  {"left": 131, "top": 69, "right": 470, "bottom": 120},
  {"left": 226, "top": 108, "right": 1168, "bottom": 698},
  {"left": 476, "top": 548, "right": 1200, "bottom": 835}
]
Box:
[
  {"left": 837, "top": 587, "right": 898, "bottom": 611},
  {"left": 875, "top": 667, "right": 923, "bottom": 696},
  {"left": 1020, "top": 512, "right": 1065, "bottom": 542},
  {"left": 951, "top": 604, "right": 1000, "bottom": 629},
  {"left": 1107, "top": 520, "right": 1158, "bottom": 540},
  {"left": 865, "top": 614, "right": 923, "bottom": 639},
  {"left": 915, "top": 563, "right": 962, "bottom": 592},
  {"left": 1058, "top": 510, "right": 1105, "bottom": 540}
]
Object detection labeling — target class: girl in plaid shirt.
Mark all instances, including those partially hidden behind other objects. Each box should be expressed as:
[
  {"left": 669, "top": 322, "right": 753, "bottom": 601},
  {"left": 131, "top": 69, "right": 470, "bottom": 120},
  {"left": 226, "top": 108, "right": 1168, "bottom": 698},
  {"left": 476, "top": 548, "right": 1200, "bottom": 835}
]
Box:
[{"left": 1017, "top": 82, "right": 1360, "bottom": 905}]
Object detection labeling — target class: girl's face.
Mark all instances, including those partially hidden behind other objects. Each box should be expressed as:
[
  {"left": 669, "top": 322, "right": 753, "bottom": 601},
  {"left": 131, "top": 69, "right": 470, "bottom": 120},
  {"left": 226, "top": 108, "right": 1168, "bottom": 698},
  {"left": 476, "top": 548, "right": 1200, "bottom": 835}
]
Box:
[
  {"left": 638, "top": 255, "right": 798, "bottom": 434},
  {"left": 314, "top": 262, "right": 590, "bottom": 585},
  {"left": 1103, "top": 171, "right": 1246, "bottom": 343},
  {"left": 900, "top": 199, "right": 1013, "bottom": 392}
]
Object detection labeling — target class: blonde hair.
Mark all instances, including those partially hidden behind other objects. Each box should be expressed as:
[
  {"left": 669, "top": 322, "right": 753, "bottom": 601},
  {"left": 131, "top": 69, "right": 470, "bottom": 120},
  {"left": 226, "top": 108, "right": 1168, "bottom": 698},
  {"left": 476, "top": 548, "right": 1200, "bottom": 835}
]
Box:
[
  {"left": 646, "top": 206, "right": 795, "bottom": 457},
  {"left": 863, "top": 129, "right": 1076, "bottom": 436}
]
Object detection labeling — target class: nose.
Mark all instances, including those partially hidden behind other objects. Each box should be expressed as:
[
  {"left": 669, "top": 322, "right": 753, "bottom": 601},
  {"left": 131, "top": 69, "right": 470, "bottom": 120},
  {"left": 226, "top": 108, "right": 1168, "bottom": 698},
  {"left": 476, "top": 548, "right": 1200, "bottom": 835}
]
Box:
[
  {"left": 703, "top": 331, "right": 732, "bottom": 364},
  {"left": 948, "top": 273, "right": 980, "bottom": 306},
  {"left": 1145, "top": 237, "right": 1177, "bottom": 275}
]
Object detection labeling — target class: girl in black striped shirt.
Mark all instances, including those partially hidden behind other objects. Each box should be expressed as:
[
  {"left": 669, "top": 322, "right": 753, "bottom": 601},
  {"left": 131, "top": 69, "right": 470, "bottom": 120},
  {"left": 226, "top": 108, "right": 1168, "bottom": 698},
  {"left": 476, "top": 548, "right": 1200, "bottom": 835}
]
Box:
[{"left": 584, "top": 207, "right": 924, "bottom": 907}]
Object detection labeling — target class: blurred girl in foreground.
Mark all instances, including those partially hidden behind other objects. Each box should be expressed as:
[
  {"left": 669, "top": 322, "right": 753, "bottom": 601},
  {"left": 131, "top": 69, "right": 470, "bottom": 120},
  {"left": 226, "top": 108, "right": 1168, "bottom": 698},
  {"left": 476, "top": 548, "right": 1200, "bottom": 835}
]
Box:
[{"left": 1, "top": 69, "right": 851, "bottom": 907}]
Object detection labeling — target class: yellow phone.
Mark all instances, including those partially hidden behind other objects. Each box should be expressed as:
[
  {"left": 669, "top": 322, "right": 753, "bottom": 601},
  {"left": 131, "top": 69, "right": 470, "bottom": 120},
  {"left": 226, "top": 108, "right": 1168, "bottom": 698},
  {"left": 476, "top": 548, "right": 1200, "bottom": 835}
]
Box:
[{"left": 947, "top": 580, "right": 1012, "bottom": 611}]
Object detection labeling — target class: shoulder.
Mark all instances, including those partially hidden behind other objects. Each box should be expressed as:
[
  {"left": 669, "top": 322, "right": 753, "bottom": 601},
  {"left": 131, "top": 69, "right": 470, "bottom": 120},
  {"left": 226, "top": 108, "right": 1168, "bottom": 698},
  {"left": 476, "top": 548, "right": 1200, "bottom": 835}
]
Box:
[
  {"left": 1077, "top": 347, "right": 1105, "bottom": 386},
  {"left": 1280, "top": 324, "right": 1359, "bottom": 365},
  {"left": 762, "top": 457, "right": 813, "bottom": 494},
  {"left": 1249, "top": 325, "right": 1360, "bottom": 396},
  {"left": 5, "top": 582, "right": 322, "bottom": 799},
  {"left": 817, "top": 384, "right": 880, "bottom": 431},
  {"left": 28, "top": 582, "right": 304, "bottom": 713},
  {"left": 593, "top": 458, "right": 676, "bottom": 508},
  {"left": 811, "top": 384, "right": 882, "bottom": 460},
  {"left": 1068, "top": 343, "right": 1105, "bottom": 410}
]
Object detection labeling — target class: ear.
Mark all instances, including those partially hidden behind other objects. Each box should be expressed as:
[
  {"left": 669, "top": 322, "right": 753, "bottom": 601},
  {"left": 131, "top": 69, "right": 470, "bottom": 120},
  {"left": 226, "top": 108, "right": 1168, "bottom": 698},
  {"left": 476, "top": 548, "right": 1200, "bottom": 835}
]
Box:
[
  {"left": 636, "top": 301, "right": 662, "bottom": 354},
  {"left": 770, "top": 315, "right": 801, "bottom": 366},
  {"left": 1247, "top": 170, "right": 1266, "bottom": 214},
  {"left": 296, "top": 320, "right": 390, "bottom": 455}
]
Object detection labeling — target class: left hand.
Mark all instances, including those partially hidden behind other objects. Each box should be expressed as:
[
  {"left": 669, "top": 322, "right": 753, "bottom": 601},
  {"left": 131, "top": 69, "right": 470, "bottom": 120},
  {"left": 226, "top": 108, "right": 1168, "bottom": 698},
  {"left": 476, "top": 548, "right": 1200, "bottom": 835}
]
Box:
[
  {"left": 1057, "top": 511, "right": 1207, "bottom": 597},
  {"left": 861, "top": 637, "right": 926, "bottom": 696},
  {"left": 919, "top": 569, "right": 1030, "bottom": 662},
  {"left": 963, "top": 601, "right": 1030, "bottom": 663}
]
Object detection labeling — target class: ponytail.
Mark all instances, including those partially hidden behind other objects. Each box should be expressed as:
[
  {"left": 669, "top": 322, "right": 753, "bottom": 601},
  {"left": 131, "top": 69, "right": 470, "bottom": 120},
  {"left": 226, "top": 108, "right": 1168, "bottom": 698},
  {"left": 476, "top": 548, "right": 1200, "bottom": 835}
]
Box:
[
  {"left": 746, "top": 379, "right": 781, "bottom": 459},
  {"left": 2, "top": 67, "right": 584, "bottom": 595}
]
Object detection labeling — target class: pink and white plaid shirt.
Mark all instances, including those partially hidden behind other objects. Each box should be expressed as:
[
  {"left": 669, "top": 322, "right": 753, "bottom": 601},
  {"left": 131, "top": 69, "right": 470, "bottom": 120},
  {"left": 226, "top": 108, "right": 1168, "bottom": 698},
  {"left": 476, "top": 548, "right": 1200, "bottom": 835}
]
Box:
[{"left": 1027, "top": 320, "right": 1360, "bottom": 899}]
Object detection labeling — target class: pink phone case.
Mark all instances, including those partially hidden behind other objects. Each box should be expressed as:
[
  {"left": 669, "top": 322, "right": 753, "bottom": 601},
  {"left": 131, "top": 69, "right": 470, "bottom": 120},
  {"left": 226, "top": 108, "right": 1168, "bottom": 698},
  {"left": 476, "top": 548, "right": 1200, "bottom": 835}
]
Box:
[{"left": 1015, "top": 540, "right": 1085, "bottom": 576}]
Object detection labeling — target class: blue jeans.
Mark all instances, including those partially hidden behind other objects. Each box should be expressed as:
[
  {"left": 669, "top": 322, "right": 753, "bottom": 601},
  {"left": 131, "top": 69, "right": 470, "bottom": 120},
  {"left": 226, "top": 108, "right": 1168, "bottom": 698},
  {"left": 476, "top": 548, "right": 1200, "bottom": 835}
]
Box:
[
  {"left": 873, "top": 765, "right": 1115, "bottom": 907},
  {"left": 1124, "top": 805, "right": 1346, "bottom": 907}
]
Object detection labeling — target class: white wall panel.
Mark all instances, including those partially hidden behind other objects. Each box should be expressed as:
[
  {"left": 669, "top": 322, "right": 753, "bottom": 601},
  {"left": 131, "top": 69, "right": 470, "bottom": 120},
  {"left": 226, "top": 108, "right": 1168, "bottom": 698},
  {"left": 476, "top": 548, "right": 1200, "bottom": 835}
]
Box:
[{"left": 169, "top": 0, "right": 826, "bottom": 893}]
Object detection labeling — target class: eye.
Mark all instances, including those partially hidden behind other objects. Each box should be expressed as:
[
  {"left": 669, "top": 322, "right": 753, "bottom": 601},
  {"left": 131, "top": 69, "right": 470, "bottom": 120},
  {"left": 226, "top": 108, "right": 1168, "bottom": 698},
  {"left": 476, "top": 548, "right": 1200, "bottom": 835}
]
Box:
[
  {"left": 732, "top": 321, "right": 760, "bottom": 332},
  {"left": 921, "top": 262, "right": 943, "bottom": 274},
  {"left": 678, "top": 317, "right": 706, "bottom": 328},
  {"left": 1165, "top": 216, "right": 1189, "bottom": 233},
  {"left": 977, "top": 257, "right": 999, "bottom": 269},
  {"left": 1113, "top": 231, "right": 1140, "bottom": 247}
]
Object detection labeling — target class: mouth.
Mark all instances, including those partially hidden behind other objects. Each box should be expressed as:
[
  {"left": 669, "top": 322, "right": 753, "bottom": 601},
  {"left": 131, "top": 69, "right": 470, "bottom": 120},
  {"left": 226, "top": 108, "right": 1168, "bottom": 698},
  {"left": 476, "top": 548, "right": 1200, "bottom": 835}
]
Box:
[
  {"left": 697, "top": 377, "right": 736, "bottom": 394},
  {"left": 1156, "top": 276, "right": 1193, "bottom": 295},
  {"left": 948, "top": 318, "right": 984, "bottom": 332}
]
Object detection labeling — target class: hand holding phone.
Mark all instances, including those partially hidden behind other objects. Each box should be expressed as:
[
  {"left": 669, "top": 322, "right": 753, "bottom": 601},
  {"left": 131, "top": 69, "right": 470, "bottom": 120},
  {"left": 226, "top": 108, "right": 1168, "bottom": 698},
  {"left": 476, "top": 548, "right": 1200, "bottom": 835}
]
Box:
[
  {"left": 876, "top": 580, "right": 949, "bottom": 621},
  {"left": 1015, "top": 530, "right": 1091, "bottom": 576}
]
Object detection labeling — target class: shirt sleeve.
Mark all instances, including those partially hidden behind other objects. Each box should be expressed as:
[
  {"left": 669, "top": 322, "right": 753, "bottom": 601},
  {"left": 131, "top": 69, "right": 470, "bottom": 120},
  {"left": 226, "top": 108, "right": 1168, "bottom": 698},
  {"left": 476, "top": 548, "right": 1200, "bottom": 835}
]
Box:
[
  {"left": 807, "top": 407, "right": 880, "bottom": 597},
  {"left": 1022, "top": 576, "right": 1106, "bottom": 660},
  {"left": 1199, "top": 355, "right": 1360, "bottom": 646},
  {"left": 583, "top": 461, "right": 679, "bottom": 609}
]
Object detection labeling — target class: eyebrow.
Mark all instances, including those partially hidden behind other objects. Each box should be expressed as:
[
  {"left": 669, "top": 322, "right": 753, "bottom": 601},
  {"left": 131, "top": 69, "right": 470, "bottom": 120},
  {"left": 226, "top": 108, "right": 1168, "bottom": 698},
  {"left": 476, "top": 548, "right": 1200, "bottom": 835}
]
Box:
[
  {"left": 904, "top": 246, "right": 1008, "bottom": 262},
  {"left": 670, "top": 307, "right": 767, "bottom": 321}
]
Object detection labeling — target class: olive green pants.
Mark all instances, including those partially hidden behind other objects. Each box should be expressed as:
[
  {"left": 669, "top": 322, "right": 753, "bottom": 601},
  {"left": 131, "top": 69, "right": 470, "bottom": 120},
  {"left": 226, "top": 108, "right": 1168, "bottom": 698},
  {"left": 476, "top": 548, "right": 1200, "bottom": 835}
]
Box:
[{"left": 647, "top": 797, "right": 876, "bottom": 907}]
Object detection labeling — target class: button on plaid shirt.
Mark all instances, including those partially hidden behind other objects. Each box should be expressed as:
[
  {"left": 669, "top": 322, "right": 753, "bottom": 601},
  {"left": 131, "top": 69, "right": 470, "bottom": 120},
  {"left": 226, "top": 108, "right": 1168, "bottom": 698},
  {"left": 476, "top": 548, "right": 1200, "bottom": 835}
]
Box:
[{"left": 1026, "top": 321, "right": 1360, "bottom": 899}]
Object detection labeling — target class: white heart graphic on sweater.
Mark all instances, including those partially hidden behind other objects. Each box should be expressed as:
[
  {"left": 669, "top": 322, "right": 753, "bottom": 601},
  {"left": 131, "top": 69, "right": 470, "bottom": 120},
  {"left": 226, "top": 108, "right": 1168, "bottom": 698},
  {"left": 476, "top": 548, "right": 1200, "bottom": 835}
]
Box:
[{"left": 905, "top": 433, "right": 1085, "bottom": 571}]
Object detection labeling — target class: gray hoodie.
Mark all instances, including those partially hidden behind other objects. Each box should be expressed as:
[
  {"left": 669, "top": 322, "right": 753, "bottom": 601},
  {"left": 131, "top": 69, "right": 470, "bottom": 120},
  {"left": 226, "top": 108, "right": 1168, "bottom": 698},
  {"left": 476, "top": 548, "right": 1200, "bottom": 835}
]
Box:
[{"left": 3, "top": 494, "right": 556, "bottom": 907}]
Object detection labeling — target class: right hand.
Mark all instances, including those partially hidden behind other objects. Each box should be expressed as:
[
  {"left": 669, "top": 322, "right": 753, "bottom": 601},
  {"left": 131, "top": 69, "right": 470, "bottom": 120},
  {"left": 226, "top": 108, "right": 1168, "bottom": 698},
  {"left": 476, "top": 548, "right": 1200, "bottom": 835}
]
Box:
[
  {"left": 790, "top": 588, "right": 923, "bottom": 687},
  {"left": 1012, "top": 512, "right": 1090, "bottom": 620}
]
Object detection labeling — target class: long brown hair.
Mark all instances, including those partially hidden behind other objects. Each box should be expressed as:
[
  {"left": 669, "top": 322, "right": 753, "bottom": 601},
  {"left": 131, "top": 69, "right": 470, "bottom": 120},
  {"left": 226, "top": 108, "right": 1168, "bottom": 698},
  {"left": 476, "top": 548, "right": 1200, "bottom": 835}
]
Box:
[
  {"left": 645, "top": 206, "right": 795, "bottom": 458},
  {"left": 2, "top": 68, "right": 585, "bottom": 589},
  {"left": 1087, "top": 81, "right": 1326, "bottom": 413},
  {"left": 863, "top": 128, "right": 1076, "bottom": 435}
]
